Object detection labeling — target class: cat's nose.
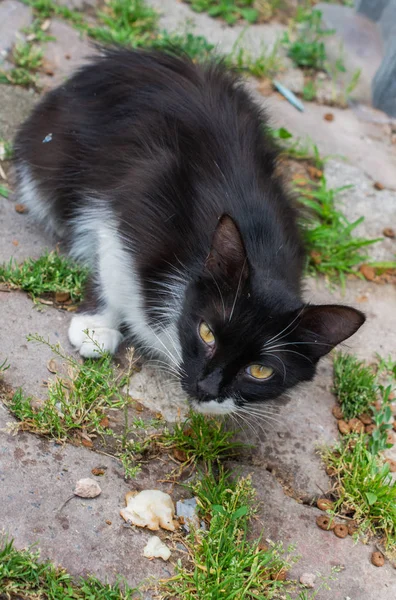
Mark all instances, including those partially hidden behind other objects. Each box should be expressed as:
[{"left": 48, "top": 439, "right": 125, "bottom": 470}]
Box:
[{"left": 196, "top": 371, "right": 222, "bottom": 401}]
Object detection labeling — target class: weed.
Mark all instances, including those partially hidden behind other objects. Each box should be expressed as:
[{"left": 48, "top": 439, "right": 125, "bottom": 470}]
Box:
[
  {"left": 0, "top": 250, "right": 88, "bottom": 302},
  {"left": 0, "top": 138, "right": 14, "bottom": 161},
  {"left": 185, "top": 0, "right": 258, "bottom": 26},
  {"left": 0, "top": 358, "right": 10, "bottom": 374},
  {"left": 3, "top": 42, "right": 43, "bottom": 87},
  {"left": 162, "top": 411, "right": 247, "bottom": 464},
  {"left": 7, "top": 334, "right": 128, "bottom": 442},
  {"left": 0, "top": 184, "right": 10, "bottom": 199},
  {"left": 161, "top": 472, "right": 296, "bottom": 598},
  {"left": 0, "top": 537, "right": 140, "bottom": 599},
  {"left": 226, "top": 37, "right": 284, "bottom": 77},
  {"left": 270, "top": 127, "right": 324, "bottom": 169},
  {"left": 152, "top": 30, "right": 215, "bottom": 62},
  {"left": 332, "top": 352, "right": 378, "bottom": 420},
  {"left": 302, "top": 79, "right": 317, "bottom": 101},
  {"left": 89, "top": 0, "right": 158, "bottom": 46},
  {"left": 322, "top": 434, "right": 396, "bottom": 551},
  {"left": 282, "top": 7, "right": 333, "bottom": 70},
  {"left": 368, "top": 385, "right": 394, "bottom": 455},
  {"left": 298, "top": 178, "right": 379, "bottom": 284}
]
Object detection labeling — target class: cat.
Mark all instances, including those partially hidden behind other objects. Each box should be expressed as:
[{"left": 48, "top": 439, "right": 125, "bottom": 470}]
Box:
[{"left": 13, "top": 47, "right": 365, "bottom": 415}]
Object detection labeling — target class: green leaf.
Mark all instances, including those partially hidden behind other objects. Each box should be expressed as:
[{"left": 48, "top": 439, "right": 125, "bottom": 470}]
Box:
[
  {"left": 365, "top": 492, "right": 377, "bottom": 506},
  {"left": 231, "top": 505, "right": 249, "bottom": 520},
  {"left": 0, "top": 185, "right": 9, "bottom": 199},
  {"left": 212, "top": 504, "right": 226, "bottom": 515}
]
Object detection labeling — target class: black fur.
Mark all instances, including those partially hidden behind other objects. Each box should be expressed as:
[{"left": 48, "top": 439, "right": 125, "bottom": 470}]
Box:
[{"left": 14, "top": 47, "right": 365, "bottom": 411}]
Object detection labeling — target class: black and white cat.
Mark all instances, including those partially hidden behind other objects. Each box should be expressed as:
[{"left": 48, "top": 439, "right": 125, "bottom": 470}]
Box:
[{"left": 13, "top": 48, "right": 364, "bottom": 415}]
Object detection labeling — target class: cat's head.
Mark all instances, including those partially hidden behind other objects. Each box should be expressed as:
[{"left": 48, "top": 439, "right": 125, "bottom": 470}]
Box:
[{"left": 177, "top": 215, "right": 365, "bottom": 415}]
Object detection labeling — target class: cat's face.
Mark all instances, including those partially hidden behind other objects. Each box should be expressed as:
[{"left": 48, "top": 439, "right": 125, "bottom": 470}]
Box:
[{"left": 177, "top": 215, "right": 365, "bottom": 415}]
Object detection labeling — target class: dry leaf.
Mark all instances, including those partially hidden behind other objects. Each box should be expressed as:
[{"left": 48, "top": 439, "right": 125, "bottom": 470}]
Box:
[
  {"left": 55, "top": 291, "right": 70, "bottom": 303},
  {"left": 74, "top": 478, "right": 101, "bottom": 498},
  {"left": 92, "top": 467, "right": 106, "bottom": 476},
  {"left": 15, "top": 203, "right": 27, "bottom": 214},
  {"left": 81, "top": 438, "right": 93, "bottom": 448},
  {"left": 47, "top": 359, "right": 58, "bottom": 374}
]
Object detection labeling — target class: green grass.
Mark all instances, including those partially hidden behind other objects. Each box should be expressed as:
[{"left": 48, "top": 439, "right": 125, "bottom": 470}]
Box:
[
  {"left": 161, "top": 469, "right": 295, "bottom": 598},
  {"left": 0, "top": 537, "right": 140, "bottom": 599},
  {"left": 0, "top": 184, "right": 10, "bottom": 199},
  {"left": 332, "top": 352, "right": 378, "bottom": 420},
  {"left": 1, "top": 42, "right": 43, "bottom": 88},
  {"left": 0, "top": 138, "right": 14, "bottom": 161},
  {"left": 322, "top": 434, "right": 396, "bottom": 553},
  {"left": 282, "top": 7, "right": 334, "bottom": 71},
  {"left": 298, "top": 178, "right": 379, "bottom": 285},
  {"left": 0, "top": 250, "right": 88, "bottom": 303},
  {"left": 185, "top": 0, "right": 258, "bottom": 26},
  {"left": 7, "top": 334, "right": 128, "bottom": 442},
  {"left": 89, "top": 0, "right": 158, "bottom": 46},
  {"left": 162, "top": 411, "right": 248, "bottom": 464}
]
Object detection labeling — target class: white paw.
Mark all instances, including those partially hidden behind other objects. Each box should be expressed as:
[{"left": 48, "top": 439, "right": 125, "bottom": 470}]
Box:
[{"left": 68, "top": 314, "right": 123, "bottom": 357}]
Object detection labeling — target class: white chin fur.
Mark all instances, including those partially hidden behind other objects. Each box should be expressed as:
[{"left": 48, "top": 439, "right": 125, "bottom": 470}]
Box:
[{"left": 190, "top": 398, "right": 237, "bottom": 415}]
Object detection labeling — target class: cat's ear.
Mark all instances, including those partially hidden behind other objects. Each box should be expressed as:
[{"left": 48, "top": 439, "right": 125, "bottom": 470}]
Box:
[
  {"left": 296, "top": 304, "right": 365, "bottom": 359},
  {"left": 204, "top": 214, "right": 249, "bottom": 287}
]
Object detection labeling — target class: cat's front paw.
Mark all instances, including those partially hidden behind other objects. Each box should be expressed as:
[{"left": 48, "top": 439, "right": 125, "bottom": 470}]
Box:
[{"left": 68, "top": 314, "right": 123, "bottom": 357}]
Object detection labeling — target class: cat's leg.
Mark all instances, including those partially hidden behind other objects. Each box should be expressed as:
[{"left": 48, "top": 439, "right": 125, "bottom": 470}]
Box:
[{"left": 68, "top": 279, "right": 123, "bottom": 358}]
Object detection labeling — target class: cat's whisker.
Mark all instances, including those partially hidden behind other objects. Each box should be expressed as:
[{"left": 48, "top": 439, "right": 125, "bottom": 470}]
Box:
[
  {"left": 261, "top": 351, "right": 287, "bottom": 383},
  {"left": 208, "top": 271, "right": 226, "bottom": 322},
  {"left": 263, "top": 305, "right": 308, "bottom": 348},
  {"left": 228, "top": 258, "right": 247, "bottom": 323},
  {"left": 146, "top": 327, "right": 181, "bottom": 369}
]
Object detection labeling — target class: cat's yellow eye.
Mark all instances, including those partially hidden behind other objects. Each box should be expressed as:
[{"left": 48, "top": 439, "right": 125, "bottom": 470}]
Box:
[
  {"left": 247, "top": 364, "right": 273, "bottom": 380},
  {"left": 199, "top": 321, "right": 215, "bottom": 346}
]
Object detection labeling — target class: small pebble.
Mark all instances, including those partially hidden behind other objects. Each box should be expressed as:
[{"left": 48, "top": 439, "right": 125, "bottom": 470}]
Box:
[
  {"left": 74, "top": 478, "right": 101, "bottom": 498},
  {"left": 317, "top": 498, "right": 335, "bottom": 511},
  {"left": 347, "top": 521, "right": 359, "bottom": 536},
  {"left": 348, "top": 418, "right": 365, "bottom": 434},
  {"left": 359, "top": 264, "right": 376, "bottom": 281},
  {"left": 15, "top": 203, "right": 27, "bottom": 213},
  {"left": 332, "top": 405, "right": 343, "bottom": 420},
  {"left": 300, "top": 572, "right": 316, "bottom": 588},
  {"left": 371, "top": 551, "right": 385, "bottom": 567},
  {"left": 359, "top": 413, "right": 373, "bottom": 425},
  {"left": 324, "top": 112, "right": 334, "bottom": 121},
  {"left": 383, "top": 227, "right": 395, "bottom": 238},
  {"left": 374, "top": 181, "right": 385, "bottom": 190},
  {"left": 316, "top": 515, "right": 335, "bottom": 531},
  {"left": 338, "top": 419, "right": 350, "bottom": 435},
  {"left": 333, "top": 524, "right": 348, "bottom": 539}
]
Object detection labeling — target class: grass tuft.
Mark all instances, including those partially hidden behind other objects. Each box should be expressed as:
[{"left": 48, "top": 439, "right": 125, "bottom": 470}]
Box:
[
  {"left": 6, "top": 334, "right": 128, "bottom": 442},
  {"left": 162, "top": 411, "right": 248, "bottom": 464},
  {"left": 298, "top": 178, "right": 379, "bottom": 285},
  {"left": 0, "top": 537, "right": 140, "bottom": 599},
  {"left": 0, "top": 250, "right": 88, "bottom": 303},
  {"left": 161, "top": 469, "right": 295, "bottom": 598},
  {"left": 185, "top": 0, "right": 258, "bottom": 26},
  {"left": 1, "top": 42, "right": 43, "bottom": 88},
  {"left": 322, "top": 434, "right": 396, "bottom": 552},
  {"left": 332, "top": 352, "right": 378, "bottom": 420}
]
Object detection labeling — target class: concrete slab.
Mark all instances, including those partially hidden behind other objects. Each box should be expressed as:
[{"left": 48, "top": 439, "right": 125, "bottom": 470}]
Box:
[
  {"left": 317, "top": 3, "right": 383, "bottom": 104},
  {"left": 0, "top": 403, "right": 174, "bottom": 591},
  {"left": 147, "top": 0, "right": 286, "bottom": 57},
  {"left": 324, "top": 159, "right": 396, "bottom": 262},
  {"left": 0, "top": 84, "right": 37, "bottom": 142},
  {"left": 0, "top": 0, "right": 33, "bottom": 61},
  {"left": 256, "top": 91, "right": 396, "bottom": 189},
  {"left": 39, "top": 19, "right": 96, "bottom": 90},
  {"left": 244, "top": 464, "right": 396, "bottom": 600}
]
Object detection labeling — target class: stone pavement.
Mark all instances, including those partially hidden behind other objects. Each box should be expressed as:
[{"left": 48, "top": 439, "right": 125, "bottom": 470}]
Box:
[{"left": 1, "top": 1, "right": 396, "bottom": 598}]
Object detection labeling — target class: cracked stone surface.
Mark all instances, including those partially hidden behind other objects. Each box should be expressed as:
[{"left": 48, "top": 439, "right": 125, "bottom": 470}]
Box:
[
  {"left": 0, "top": 0, "right": 33, "bottom": 61},
  {"left": 1, "top": 2, "right": 396, "bottom": 598}
]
